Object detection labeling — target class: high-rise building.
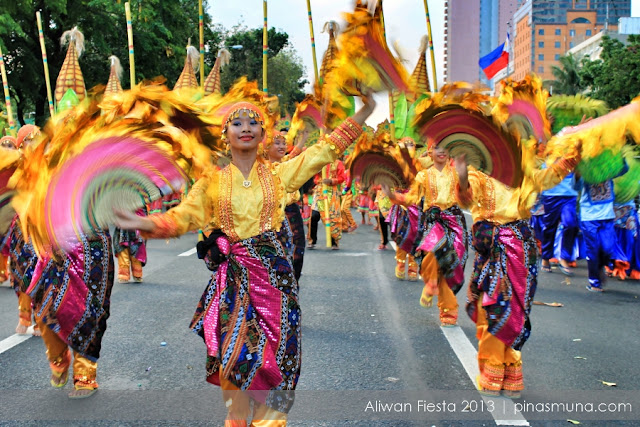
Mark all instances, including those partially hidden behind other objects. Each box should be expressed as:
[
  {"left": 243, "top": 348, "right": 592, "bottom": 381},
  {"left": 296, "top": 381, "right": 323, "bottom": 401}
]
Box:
[
  {"left": 444, "top": 0, "right": 519, "bottom": 86},
  {"left": 512, "top": 0, "right": 631, "bottom": 81}
]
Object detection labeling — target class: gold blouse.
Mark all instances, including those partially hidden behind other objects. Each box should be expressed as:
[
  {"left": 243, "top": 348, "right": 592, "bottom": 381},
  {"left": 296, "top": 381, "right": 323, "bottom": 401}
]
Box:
[
  {"left": 402, "top": 163, "right": 459, "bottom": 210},
  {"left": 457, "top": 157, "right": 577, "bottom": 225},
  {"left": 144, "top": 118, "right": 361, "bottom": 242}
]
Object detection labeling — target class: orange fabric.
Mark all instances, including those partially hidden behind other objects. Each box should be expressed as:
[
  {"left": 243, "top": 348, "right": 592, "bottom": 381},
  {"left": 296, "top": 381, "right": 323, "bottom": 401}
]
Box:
[
  {"left": 340, "top": 192, "right": 357, "bottom": 230},
  {"left": 220, "top": 376, "right": 287, "bottom": 426},
  {"left": 475, "top": 301, "right": 522, "bottom": 391},
  {"left": 420, "top": 252, "right": 458, "bottom": 322},
  {"left": 37, "top": 318, "right": 98, "bottom": 387},
  {"left": 0, "top": 253, "right": 8, "bottom": 280},
  {"left": 117, "top": 249, "right": 143, "bottom": 281},
  {"left": 17, "top": 292, "right": 32, "bottom": 326}
]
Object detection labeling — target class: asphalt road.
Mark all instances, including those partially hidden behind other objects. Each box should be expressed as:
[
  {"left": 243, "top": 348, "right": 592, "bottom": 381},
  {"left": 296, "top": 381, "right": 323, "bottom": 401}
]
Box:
[{"left": 0, "top": 214, "right": 639, "bottom": 426}]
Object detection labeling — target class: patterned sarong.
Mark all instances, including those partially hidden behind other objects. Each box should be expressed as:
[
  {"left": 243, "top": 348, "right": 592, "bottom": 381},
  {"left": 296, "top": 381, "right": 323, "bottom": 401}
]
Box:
[
  {"left": 418, "top": 206, "right": 469, "bottom": 292},
  {"left": 27, "top": 231, "right": 115, "bottom": 361},
  {"left": 388, "top": 204, "right": 422, "bottom": 253},
  {"left": 466, "top": 220, "right": 537, "bottom": 350},
  {"left": 284, "top": 203, "right": 305, "bottom": 281},
  {"left": 191, "top": 231, "right": 300, "bottom": 414},
  {"left": 1, "top": 217, "right": 38, "bottom": 294},
  {"left": 112, "top": 227, "right": 147, "bottom": 265}
]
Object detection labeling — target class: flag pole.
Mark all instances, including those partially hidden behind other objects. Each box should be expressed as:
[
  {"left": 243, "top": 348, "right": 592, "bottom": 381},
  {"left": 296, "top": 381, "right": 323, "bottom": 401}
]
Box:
[
  {"left": 306, "top": 0, "right": 319, "bottom": 84},
  {"left": 199, "top": 0, "right": 205, "bottom": 89},
  {"left": 379, "top": 1, "right": 396, "bottom": 143},
  {"left": 262, "top": 0, "right": 268, "bottom": 95},
  {"left": 36, "top": 12, "right": 55, "bottom": 118},
  {"left": 0, "top": 45, "right": 16, "bottom": 136},
  {"left": 423, "top": 0, "right": 438, "bottom": 91},
  {"left": 125, "top": 2, "right": 136, "bottom": 89}
]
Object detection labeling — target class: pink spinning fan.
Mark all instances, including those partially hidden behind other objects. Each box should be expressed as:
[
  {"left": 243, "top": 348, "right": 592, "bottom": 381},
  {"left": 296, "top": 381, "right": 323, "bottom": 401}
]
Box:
[{"left": 44, "top": 137, "right": 186, "bottom": 250}]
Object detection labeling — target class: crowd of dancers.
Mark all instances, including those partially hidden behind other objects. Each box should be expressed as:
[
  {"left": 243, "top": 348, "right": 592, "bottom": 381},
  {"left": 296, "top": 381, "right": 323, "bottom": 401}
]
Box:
[{"left": 1, "top": 2, "right": 640, "bottom": 426}]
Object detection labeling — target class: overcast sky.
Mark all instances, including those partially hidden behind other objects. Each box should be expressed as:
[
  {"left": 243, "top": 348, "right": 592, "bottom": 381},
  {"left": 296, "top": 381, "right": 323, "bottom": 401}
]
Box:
[{"left": 208, "top": 0, "right": 640, "bottom": 125}]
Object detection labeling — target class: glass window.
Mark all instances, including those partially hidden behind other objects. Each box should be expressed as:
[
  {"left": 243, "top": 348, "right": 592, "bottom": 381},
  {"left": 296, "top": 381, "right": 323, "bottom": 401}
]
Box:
[
  {"left": 539, "top": 29, "right": 544, "bottom": 35},
  {"left": 555, "top": 41, "right": 561, "bottom": 48},
  {"left": 570, "top": 29, "right": 576, "bottom": 37},
  {"left": 539, "top": 54, "right": 544, "bottom": 61},
  {"left": 586, "top": 29, "right": 592, "bottom": 36},
  {"left": 538, "top": 66, "right": 544, "bottom": 73},
  {"left": 555, "top": 54, "right": 560, "bottom": 60},
  {"left": 539, "top": 41, "right": 544, "bottom": 48},
  {"left": 555, "top": 28, "right": 561, "bottom": 35},
  {"left": 569, "top": 41, "right": 574, "bottom": 48}
]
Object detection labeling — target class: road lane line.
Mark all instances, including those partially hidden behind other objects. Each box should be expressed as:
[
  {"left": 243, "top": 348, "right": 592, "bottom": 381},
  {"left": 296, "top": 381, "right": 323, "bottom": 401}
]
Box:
[
  {"left": 0, "top": 329, "right": 33, "bottom": 355},
  {"left": 440, "top": 312, "right": 529, "bottom": 425},
  {"left": 393, "top": 237, "right": 528, "bottom": 425},
  {"left": 178, "top": 247, "right": 197, "bottom": 257}
]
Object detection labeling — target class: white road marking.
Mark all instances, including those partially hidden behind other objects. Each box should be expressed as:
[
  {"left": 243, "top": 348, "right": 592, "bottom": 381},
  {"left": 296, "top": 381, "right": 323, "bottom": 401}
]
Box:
[
  {"left": 392, "top": 238, "right": 528, "bottom": 425},
  {"left": 0, "top": 327, "right": 34, "bottom": 355},
  {"left": 178, "top": 247, "right": 197, "bottom": 257}
]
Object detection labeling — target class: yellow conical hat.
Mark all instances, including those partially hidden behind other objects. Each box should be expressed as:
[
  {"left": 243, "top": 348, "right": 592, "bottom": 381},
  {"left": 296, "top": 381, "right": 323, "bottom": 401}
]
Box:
[
  {"left": 104, "top": 56, "right": 123, "bottom": 95},
  {"left": 174, "top": 44, "right": 200, "bottom": 91},
  {"left": 319, "top": 21, "right": 339, "bottom": 85},
  {"left": 55, "top": 27, "right": 86, "bottom": 103},
  {"left": 204, "top": 48, "right": 231, "bottom": 95},
  {"left": 410, "top": 35, "right": 431, "bottom": 95}
]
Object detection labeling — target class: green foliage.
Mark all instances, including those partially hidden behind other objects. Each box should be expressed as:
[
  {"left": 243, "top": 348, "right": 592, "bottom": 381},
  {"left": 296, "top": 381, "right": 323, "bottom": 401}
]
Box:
[
  {"left": 219, "top": 25, "right": 288, "bottom": 92},
  {"left": 549, "top": 54, "right": 584, "bottom": 95},
  {"left": 266, "top": 46, "right": 308, "bottom": 115},
  {"left": 579, "top": 35, "right": 640, "bottom": 109},
  {"left": 218, "top": 24, "right": 307, "bottom": 114},
  {"left": 0, "top": 0, "right": 221, "bottom": 126}
]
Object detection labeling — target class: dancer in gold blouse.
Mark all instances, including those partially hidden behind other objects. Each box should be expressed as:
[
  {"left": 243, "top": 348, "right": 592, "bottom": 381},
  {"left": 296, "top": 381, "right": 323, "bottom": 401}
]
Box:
[
  {"left": 115, "top": 94, "right": 375, "bottom": 426},
  {"left": 455, "top": 147, "right": 579, "bottom": 398},
  {"left": 384, "top": 142, "right": 469, "bottom": 327}
]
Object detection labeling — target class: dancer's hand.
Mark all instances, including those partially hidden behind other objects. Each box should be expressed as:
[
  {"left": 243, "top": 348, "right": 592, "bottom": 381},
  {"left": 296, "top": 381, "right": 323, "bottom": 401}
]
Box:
[
  {"left": 381, "top": 183, "right": 393, "bottom": 198},
  {"left": 454, "top": 153, "right": 469, "bottom": 191},
  {"left": 113, "top": 208, "right": 154, "bottom": 232},
  {"left": 352, "top": 90, "right": 377, "bottom": 125}
]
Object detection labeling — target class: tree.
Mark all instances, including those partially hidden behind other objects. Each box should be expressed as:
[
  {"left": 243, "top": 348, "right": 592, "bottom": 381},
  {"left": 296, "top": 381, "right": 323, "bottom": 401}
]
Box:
[
  {"left": 267, "top": 46, "right": 307, "bottom": 115},
  {"left": 549, "top": 53, "right": 584, "bottom": 95},
  {"left": 579, "top": 35, "right": 640, "bottom": 109},
  {"left": 0, "top": 0, "right": 222, "bottom": 126}
]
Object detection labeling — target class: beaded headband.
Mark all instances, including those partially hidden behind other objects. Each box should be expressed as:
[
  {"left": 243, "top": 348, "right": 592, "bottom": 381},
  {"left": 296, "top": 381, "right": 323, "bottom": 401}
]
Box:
[
  {"left": 16, "top": 124, "right": 40, "bottom": 148},
  {"left": 0, "top": 135, "right": 17, "bottom": 149},
  {"left": 221, "top": 102, "right": 266, "bottom": 138}
]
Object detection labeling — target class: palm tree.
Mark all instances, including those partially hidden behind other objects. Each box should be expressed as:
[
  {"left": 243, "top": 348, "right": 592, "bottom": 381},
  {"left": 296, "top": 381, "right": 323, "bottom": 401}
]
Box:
[{"left": 549, "top": 54, "right": 584, "bottom": 95}]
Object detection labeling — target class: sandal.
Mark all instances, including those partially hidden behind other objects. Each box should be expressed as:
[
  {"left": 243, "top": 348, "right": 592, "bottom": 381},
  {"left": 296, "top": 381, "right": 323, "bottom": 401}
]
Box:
[
  {"left": 377, "top": 244, "right": 387, "bottom": 250},
  {"left": 559, "top": 265, "right": 574, "bottom": 277},
  {"left": 50, "top": 370, "right": 69, "bottom": 388},
  {"left": 541, "top": 265, "right": 552, "bottom": 273}
]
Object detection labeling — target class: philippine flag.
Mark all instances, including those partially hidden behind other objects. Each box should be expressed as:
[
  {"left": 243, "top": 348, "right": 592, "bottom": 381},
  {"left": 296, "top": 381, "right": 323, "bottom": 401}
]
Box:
[{"left": 479, "top": 34, "right": 510, "bottom": 80}]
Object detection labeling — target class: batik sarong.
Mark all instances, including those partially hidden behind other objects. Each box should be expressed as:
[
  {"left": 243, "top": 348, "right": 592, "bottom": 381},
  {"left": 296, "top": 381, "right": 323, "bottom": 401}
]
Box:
[
  {"left": 414, "top": 205, "right": 469, "bottom": 294},
  {"left": 112, "top": 227, "right": 147, "bottom": 266},
  {"left": 466, "top": 220, "right": 537, "bottom": 350},
  {"left": 27, "top": 231, "right": 115, "bottom": 361},
  {"left": 284, "top": 203, "right": 305, "bottom": 281},
  {"left": 191, "top": 231, "right": 300, "bottom": 414},
  {"left": 1, "top": 216, "right": 38, "bottom": 294}
]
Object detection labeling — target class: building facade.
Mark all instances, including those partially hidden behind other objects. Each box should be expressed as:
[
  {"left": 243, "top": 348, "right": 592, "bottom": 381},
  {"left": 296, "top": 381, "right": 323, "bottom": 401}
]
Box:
[
  {"left": 512, "top": 0, "right": 630, "bottom": 81},
  {"left": 444, "top": 0, "right": 519, "bottom": 85}
]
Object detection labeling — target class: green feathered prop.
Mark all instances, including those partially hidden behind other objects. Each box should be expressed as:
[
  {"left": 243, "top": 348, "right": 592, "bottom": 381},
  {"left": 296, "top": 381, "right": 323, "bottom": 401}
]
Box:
[{"left": 614, "top": 145, "right": 640, "bottom": 204}]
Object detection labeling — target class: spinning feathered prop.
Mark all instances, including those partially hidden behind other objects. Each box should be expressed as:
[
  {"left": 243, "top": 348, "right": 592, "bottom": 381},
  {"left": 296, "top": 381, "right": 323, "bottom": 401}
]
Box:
[
  {"left": 0, "top": 146, "right": 20, "bottom": 234},
  {"left": 545, "top": 97, "right": 640, "bottom": 184},
  {"left": 492, "top": 75, "right": 551, "bottom": 144},
  {"left": 414, "top": 83, "right": 524, "bottom": 188},
  {"left": 348, "top": 121, "right": 419, "bottom": 189},
  {"left": 324, "top": 1, "right": 409, "bottom": 113}
]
